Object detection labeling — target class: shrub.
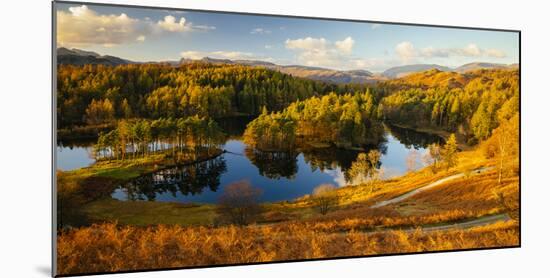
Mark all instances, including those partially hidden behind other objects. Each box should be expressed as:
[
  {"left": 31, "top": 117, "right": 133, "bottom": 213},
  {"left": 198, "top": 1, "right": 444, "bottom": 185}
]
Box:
[
  {"left": 312, "top": 184, "right": 339, "bottom": 215},
  {"left": 217, "top": 180, "right": 263, "bottom": 225}
]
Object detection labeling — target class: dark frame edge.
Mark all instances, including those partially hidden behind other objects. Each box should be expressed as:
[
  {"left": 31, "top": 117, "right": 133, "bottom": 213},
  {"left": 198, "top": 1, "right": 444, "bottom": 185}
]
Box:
[
  {"left": 52, "top": 1, "right": 58, "bottom": 277},
  {"left": 518, "top": 30, "right": 522, "bottom": 248}
]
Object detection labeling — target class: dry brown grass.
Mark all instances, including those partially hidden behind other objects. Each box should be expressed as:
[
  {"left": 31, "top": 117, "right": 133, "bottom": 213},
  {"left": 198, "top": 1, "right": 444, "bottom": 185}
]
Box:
[
  {"left": 288, "top": 147, "right": 518, "bottom": 228},
  {"left": 312, "top": 178, "right": 517, "bottom": 232},
  {"left": 396, "top": 171, "right": 518, "bottom": 216},
  {"left": 57, "top": 220, "right": 518, "bottom": 275}
]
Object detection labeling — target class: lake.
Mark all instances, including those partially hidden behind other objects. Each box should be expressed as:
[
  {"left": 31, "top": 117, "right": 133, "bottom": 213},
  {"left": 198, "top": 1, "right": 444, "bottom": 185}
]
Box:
[
  {"left": 56, "top": 140, "right": 96, "bottom": 171},
  {"left": 56, "top": 119, "right": 442, "bottom": 204}
]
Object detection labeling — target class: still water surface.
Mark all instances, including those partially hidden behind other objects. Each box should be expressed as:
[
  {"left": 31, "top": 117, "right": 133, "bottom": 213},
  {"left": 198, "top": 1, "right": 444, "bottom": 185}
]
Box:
[
  {"left": 56, "top": 119, "right": 441, "bottom": 203},
  {"left": 56, "top": 141, "right": 95, "bottom": 171}
]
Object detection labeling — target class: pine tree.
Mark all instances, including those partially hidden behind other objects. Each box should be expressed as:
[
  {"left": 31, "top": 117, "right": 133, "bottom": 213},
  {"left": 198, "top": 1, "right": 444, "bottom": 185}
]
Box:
[{"left": 442, "top": 134, "right": 458, "bottom": 170}]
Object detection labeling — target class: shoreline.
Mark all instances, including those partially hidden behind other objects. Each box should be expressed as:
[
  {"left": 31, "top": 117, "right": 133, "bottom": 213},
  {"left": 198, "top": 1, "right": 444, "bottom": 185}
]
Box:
[
  {"left": 57, "top": 147, "right": 226, "bottom": 228},
  {"left": 59, "top": 148, "right": 224, "bottom": 203},
  {"left": 385, "top": 122, "right": 473, "bottom": 151}
]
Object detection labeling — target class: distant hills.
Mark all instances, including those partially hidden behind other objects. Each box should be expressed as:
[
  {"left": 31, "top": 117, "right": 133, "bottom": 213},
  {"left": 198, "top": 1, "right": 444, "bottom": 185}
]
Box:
[
  {"left": 56, "top": 48, "right": 518, "bottom": 83},
  {"left": 382, "top": 64, "right": 452, "bottom": 78},
  {"left": 383, "top": 62, "right": 518, "bottom": 78},
  {"left": 57, "top": 47, "right": 134, "bottom": 66},
  {"left": 454, "top": 62, "right": 517, "bottom": 73},
  {"left": 179, "top": 56, "right": 384, "bottom": 84},
  {"left": 278, "top": 67, "right": 382, "bottom": 84}
]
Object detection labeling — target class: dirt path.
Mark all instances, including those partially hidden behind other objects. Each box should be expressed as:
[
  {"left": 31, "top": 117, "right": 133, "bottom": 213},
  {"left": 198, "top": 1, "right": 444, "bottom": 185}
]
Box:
[
  {"left": 370, "top": 167, "right": 493, "bottom": 209},
  {"left": 340, "top": 213, "right": 511, "bottom": 237},
  {"left": 403, "top": 213, "right": 510, "bottom": 233}
]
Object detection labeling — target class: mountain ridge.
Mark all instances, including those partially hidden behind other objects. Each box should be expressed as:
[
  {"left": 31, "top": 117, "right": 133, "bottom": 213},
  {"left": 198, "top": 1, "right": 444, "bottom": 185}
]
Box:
[
  {"left": 57, "top": 47, "right": 134, "bottom": 66},
  {"left": 57, "top": 48, "right": 518, "bottom": 83},
  {"left": 382, "top": 64, "right": 453, "bottom": 78},
  {"left": 176, "top": 56, "right": 382, "bottom": 84}
]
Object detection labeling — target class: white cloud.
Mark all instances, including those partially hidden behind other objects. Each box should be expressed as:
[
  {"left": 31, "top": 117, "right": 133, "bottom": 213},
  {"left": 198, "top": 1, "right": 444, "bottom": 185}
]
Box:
[
  {"left": 323, "top": 169, "right": 348, "bottom": 187},
  {"left": 351, "top": 57, "right": 394, "bottom": 71},
  {"left": 181, "top": 37, "right": 390, "bottom": 71},
  {"left": 68, "top": 5, "right": 90, "bottom": 17},
  {"left": 250, "top": 28, "right": 271, "bottom": 34},
  {"left": 284, "top": 36, "right": 394, "bottom": 70},
  {"left": 285, "top": 37, "right": 328, "bottom": 50},
  {"left": 57, "top": 5, "right": 143, "bottom": 47},
  {"left": 485, "top": 48, "right": 507, "bottom": 58},
  {"left": 371, "top": 23, "right": 382, "bottom": 29},
  {"left": 335, "top": 37, "right": 355, "bottom": 54},
  {"left": 395, "top": 41, "right": 416, "bottom": 62},
  {"left": 155, "top": 16, "right": 215, "bottom": 32},
  {"left": 324, "top": 167, "right": 388, "bottom": 187},
  {"left": 211, "top": 51, "right": 255, "bottom": 59},
  {"left": 420, "top": 46, "right": 451, "bottom": 58},
  {"left": 57, "top": 5, "right": 215, "bottom": 47},
  {"left": 285, "top": 37, "right": 332, "bottom": 67},
  {"left": 462, "top": 43, "right": 482, "bottom": 56},
  {"left": 157, "top": 15, "right": 189, "bottom": 32},
  {"left": 285, "top": 36, "right": 358, "bottom": 68},
  {"left": 193, "top": 25, "right": 216, "bottom": 31},
  {"left": 396, "top": 41, "right": 507, "bottom": 62}
]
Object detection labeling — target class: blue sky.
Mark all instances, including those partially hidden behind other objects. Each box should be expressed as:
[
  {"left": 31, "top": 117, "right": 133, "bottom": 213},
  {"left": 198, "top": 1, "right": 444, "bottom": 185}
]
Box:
[{"left": 55, "top": 3, "right": 519, "bottom": 72}]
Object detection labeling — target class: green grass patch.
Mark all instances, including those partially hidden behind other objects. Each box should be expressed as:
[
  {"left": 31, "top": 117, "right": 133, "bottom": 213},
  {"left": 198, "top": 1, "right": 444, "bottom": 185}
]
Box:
[
  {"left": 57, "top": 149, "right": 225, "bottom": 227},
  {"left": 83, "top": 198, "right": 218, "bottom": 226},
  {"left": 93, "top": 166, "right": 145, "bottom": 180}
]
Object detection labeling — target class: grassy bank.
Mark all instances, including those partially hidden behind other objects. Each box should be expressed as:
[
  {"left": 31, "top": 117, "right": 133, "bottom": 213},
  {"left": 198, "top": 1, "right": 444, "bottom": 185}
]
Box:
[
  {"left": 57, "top": 149, "right": 224, "bottom": 227},
  {"left": 83, "top": 198, "right": 218, "bottom": 226}
]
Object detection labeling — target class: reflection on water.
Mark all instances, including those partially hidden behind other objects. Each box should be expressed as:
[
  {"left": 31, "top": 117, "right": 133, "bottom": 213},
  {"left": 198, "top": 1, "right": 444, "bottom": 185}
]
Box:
[
  {"left": 381, "top": 125, "right": 444, "bottom": 177},
  {"left": 112, "top": 157, "right": 227, "bottom": 201},
  {"left": 244, "top": 148, "right": 299, "bottom": 180},
  {"left": 56, "top": 118, "right": 443, "bottom": 203},
  {"left": 111, "top": 124, "right": 442, "bottom": 204},
  {"left": 214, "top": 116, "right": 255, "bottom": 137},
  {"left": 388, "top": 124, "right": 443, "bottom": 149},
  {"left": 112, "top": 139, "right": 346, "bottom": 203}
]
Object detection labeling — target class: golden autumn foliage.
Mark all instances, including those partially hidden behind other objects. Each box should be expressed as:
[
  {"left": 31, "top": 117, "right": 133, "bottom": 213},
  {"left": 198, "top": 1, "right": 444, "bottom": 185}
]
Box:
[
  {"left": 57, "top": 220, "right": 518, "bottom": 275},
  {"left": 383, "top": 69, "right": 471, "bottom": 89}
]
